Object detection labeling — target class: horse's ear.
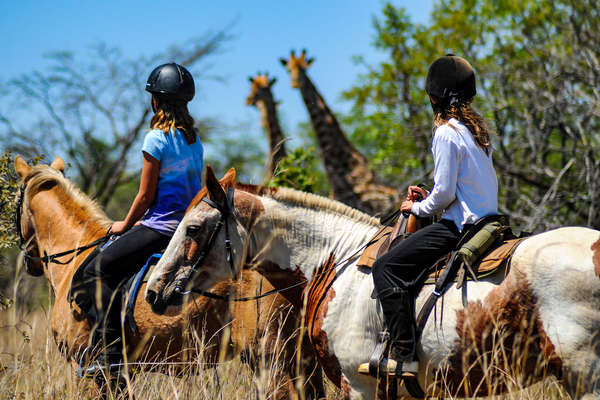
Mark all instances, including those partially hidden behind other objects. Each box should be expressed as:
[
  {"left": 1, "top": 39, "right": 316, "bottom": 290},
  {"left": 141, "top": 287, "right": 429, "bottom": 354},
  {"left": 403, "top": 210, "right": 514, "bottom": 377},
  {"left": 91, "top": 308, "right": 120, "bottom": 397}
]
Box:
[
  {"left": 50, "top": 156, "right": 65, "bottom": 173},
  {"left": 14, "top": 156, "right": 30, "bottom": 178},
  {"left": 205, "top": 165, "right": 227, "bottom": 206},
  {"left": 219, "top": 168, "right": 236, "bottom": 187}
]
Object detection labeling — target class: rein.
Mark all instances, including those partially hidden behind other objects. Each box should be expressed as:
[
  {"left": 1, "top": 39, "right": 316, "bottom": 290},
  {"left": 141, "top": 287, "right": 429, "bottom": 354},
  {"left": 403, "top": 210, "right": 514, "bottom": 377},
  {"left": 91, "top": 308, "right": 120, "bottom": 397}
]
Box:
[
  {"left": 184, "top": 202, "right": 380, "bottom": 303},
  {"left": 15, "top": 179, "right": 110, "bottom": 268},
  {"left": 190, "top": 280, "right": 308, "bottom": 302}
]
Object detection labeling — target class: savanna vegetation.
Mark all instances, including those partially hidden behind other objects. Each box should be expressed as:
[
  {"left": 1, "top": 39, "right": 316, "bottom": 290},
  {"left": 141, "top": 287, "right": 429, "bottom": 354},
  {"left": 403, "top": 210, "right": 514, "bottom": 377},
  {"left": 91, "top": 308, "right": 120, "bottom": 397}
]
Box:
[{"left": 1, "top": 0, "right": 599, "bottom": 398}]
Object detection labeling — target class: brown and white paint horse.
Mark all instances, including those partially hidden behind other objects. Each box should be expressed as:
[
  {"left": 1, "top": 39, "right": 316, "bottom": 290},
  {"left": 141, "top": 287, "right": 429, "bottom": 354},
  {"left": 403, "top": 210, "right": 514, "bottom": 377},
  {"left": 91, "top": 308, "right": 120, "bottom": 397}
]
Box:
[
  {"left": 147, "top": 166, "right": 600, "bottom": 399},
  {"left": 14, "top": 156, "right": 323, "bottom": 400}
]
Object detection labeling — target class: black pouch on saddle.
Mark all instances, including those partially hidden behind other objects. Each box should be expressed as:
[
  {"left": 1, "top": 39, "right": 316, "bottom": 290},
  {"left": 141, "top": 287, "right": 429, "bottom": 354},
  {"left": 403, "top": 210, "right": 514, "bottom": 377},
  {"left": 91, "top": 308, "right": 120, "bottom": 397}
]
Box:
[
  {"left": 68, "top": 236, "right": 119, "bottom": 319},
  {"left": 68, "top": 246, "right": 102, "bottom": 314}
]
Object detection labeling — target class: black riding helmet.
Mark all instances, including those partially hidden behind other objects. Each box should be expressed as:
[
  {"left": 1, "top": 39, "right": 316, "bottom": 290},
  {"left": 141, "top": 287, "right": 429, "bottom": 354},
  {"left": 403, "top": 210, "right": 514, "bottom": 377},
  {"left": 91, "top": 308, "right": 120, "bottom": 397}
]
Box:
[
  {"left": 426, "top": 54, "right": 476, "bottom": 105},
  {"left": 146, "top": 62, "right": 195, "bottom": 102}
]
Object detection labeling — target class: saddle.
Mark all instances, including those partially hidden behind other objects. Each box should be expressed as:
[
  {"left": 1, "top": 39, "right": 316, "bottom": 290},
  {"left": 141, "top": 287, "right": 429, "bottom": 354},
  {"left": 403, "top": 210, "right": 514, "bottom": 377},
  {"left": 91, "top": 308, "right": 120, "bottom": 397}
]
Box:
[{"left": 358, "top": 215, "right": 522, "bottom": 285}]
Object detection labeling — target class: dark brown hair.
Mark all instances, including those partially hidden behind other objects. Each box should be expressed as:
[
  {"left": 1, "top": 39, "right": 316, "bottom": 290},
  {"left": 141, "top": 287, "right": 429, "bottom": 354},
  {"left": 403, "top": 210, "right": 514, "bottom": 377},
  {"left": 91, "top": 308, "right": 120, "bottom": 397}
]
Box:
[{"left": 433, "top": 99, "right": 492, "bottom": 155}]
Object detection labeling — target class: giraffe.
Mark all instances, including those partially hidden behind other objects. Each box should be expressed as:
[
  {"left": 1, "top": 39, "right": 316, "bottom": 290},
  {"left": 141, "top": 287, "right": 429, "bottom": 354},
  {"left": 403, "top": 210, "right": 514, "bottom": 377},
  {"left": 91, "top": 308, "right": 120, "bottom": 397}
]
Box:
[
  {"left": 280, "top": 49, "right": 398, "bottom": 216},
  {"left": 246, "top": 73, "right": 287, "bottom": 180}
]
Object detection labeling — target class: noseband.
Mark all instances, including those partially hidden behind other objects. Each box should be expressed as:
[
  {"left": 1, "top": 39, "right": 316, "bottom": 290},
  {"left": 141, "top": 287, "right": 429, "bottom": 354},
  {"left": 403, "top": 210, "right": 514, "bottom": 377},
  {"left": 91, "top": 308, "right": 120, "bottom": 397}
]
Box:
[{"left": 174, "top": 186, "right": 237, "bottom": 294}]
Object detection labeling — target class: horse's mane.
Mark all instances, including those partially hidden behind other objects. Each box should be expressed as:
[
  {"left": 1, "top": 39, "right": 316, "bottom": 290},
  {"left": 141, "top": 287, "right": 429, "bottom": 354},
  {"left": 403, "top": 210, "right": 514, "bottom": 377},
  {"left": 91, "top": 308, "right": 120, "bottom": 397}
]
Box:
[
  {"left": 25, "top": 165, "right": 112, "bottom": 229},
  {"left": 235, "top": 183, "right": 380, "bottom": 227}
]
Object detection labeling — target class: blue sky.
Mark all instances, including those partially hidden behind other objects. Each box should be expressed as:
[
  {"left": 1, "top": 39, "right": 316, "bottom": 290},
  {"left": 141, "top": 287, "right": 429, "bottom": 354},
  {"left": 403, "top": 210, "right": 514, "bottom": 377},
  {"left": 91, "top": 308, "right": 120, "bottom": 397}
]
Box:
[{"left": 2, "top": 1, "right": 433, "bottom": 168}]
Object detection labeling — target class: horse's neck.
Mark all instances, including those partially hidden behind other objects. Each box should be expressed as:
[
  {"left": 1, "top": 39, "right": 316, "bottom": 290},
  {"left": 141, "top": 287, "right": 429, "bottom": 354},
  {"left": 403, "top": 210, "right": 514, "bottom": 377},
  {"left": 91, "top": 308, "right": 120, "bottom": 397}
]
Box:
[
  {"left": 30, "top": 187, "right": 107, "bottom": 294},
  {"left": 252, "top": 197, "right": 379, "bottom": 282}
]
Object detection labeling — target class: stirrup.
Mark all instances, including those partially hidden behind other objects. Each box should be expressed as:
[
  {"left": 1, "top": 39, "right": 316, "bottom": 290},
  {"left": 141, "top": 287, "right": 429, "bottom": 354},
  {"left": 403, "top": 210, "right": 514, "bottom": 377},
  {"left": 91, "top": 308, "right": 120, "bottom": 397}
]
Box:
[
  {"left": 77, "top": 345, "right": 123, "bottom": 379},
  {"left": 357, "top": 331, "right": 391, "bottom": 377},
  {"left": 359, "top": 357, "right": 397, "bottom": 376},
  {"left": 77, "top": 346, "right": 92, "bottom": 378},
  {"left": 80, "top": 360, "right": 123, "bottom": 378},
  {"left": 358, "top": 358, "right": 419, "bottom": 378},
  {"left": 397, "top": 359, "right": 419, "bottom": 378}
]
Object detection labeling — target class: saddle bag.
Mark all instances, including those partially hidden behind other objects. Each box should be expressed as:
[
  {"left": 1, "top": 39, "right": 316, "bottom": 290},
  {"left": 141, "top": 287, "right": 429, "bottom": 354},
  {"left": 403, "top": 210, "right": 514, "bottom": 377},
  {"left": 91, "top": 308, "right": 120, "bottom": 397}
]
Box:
[{"left": 457, "top": 219, "right": 507, "bottom": 268}]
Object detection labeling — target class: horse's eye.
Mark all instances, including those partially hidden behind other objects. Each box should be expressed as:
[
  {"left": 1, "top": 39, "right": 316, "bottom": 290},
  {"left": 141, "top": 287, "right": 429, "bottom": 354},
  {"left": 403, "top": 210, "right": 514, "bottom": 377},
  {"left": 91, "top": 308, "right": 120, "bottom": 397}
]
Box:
[{"left": 186, "top": 225, "right": 201, "bottom": 239}]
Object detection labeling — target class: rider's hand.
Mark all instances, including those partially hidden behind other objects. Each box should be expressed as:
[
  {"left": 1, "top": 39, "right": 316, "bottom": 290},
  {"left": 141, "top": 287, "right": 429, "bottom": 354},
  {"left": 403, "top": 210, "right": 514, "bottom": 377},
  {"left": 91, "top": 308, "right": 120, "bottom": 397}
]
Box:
[
  {"left": 400, "top": 200, "right": 414, "bottom": 214},
  {"left": 407, "top": 186, "right": 427, "bottom": 201},
  {"left": 109, "top": 220, "right": 129, "bottom": 235}
]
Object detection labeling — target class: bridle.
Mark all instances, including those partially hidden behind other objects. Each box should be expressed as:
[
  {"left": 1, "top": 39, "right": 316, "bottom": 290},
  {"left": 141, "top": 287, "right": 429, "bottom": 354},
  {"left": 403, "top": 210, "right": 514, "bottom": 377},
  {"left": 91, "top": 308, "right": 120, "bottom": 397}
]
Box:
[
  {"left": 171, "top": 186, "right": 315, "bottom": 303},
  {"left": 15, "top": 180, "right": 43, "bottom": 276},
  {"left": 173, "top": 186, "right": 237, "bottom": 295},
  {"left": 169, "top": 185, "right": 382, "bottom": 303},
  {"left": 15, "top": 178, "right": 110, "bottom": 275}
]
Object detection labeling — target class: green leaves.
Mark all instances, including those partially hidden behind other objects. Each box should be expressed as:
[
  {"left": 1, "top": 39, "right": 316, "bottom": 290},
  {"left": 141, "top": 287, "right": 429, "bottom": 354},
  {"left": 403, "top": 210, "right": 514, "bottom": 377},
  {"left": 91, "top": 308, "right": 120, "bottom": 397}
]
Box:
[
  {"left": 0, "top": 152, "right": 42, "bottom": 250},
  {"left": 267, "top": 147, "right": 327, "bottom": 194},
  {"left": 342, "top": 0, "right": 600, "bottom": 230}
]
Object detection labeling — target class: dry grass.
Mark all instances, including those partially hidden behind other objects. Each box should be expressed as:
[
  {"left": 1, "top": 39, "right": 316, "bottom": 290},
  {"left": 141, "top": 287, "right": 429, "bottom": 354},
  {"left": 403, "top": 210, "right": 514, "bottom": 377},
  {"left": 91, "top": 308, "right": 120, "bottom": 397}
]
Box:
[
  {"left": 0, "top": 264, "right": 572, "bottom": 400},
  {"left": 0, "top": 305, "right": 572, "bottom": 400},
  {"left": 0, "top": 297, "right": 345, "bottom": 400},
  {"left": 0, "top": 309, "right": 298, "bottom": 399}
]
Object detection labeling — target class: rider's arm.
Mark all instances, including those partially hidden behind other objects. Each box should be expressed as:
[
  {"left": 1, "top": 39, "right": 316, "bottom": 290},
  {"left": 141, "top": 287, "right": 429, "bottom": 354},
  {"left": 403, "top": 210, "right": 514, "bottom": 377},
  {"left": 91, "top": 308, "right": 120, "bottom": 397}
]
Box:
[
  {"left": 110, "top": 152, "right": 159, "bottom": 234},
  {"left": 411, "top": 126, "right": 461, "bottom": 217}
]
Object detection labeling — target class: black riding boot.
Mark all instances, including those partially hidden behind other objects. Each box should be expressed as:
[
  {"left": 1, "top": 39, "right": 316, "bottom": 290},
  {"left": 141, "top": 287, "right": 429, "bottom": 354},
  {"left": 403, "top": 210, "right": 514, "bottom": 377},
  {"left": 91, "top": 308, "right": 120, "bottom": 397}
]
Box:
[
  {"left": 359, "top": 288, "right": 419, "bottom": 376},
  {"left": 381, "top": 289, "right": 417, "bottom": 366},
  {"left": 74, "top": 284, "right": 124, "bottom": 378},
  {"left": 374, "top": 288, "right": 418, "bottom": 377}
]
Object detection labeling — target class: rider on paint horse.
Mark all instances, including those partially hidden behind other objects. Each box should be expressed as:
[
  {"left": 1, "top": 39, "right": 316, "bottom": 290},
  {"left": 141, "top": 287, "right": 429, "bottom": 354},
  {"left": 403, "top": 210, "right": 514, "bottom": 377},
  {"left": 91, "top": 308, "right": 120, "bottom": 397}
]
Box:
[
  {"left": 364, "top": 54, "right": 498, "bottom": 377},
  {"left": 74, "top": 62, "right": 204, "bottom": 376}
]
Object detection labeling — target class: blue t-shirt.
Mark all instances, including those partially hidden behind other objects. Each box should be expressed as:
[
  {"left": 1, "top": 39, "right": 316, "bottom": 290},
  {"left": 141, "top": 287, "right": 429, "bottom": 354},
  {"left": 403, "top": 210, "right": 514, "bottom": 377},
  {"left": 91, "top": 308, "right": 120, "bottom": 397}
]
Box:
[{"left": 141, "top": 128, "right": 204, "bottom": 235}]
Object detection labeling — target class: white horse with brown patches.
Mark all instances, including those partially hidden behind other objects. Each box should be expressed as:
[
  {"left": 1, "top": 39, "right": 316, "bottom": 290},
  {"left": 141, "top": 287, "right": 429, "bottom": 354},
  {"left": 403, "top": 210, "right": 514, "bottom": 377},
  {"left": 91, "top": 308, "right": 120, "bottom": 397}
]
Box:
[{"left": 146, "top": 167, "right": 600, "bottom": 400}]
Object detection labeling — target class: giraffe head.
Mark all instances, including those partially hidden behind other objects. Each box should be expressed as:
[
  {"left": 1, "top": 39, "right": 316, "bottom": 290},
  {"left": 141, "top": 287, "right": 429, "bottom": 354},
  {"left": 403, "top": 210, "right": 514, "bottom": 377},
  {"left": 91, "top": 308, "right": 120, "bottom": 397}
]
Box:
[
  {"left": 280, "top": 49, "right": 314, "bottom": 88},
  {"left": 246, "top": 73, "right": 278, "bottom": 106}
]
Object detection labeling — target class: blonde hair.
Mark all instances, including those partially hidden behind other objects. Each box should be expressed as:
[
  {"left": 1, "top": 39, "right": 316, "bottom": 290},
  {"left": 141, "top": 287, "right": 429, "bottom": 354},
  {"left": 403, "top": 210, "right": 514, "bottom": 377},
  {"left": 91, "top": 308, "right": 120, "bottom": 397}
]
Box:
[
  {"left": 150, "top": 98, "right": 197, "bottom": 144},
  {"left": 433, "top": 100, "right": 492, "bottom": 155}
]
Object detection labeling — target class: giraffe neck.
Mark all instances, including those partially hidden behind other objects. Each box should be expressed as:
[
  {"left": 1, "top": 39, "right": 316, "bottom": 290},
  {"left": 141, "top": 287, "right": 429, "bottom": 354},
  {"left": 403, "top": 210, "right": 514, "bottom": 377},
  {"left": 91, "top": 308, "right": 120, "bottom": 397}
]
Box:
[
  {"left": 296, "top": 70, "right": 393, "bottom": 214},
  {"left": 256, "top": 91, "right": 286, "bottom": 177}
]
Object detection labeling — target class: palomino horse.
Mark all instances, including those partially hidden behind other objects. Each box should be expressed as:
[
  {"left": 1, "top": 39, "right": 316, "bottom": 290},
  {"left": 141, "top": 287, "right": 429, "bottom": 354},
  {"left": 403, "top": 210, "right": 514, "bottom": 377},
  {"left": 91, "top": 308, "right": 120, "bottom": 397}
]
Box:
[
  {"left": 14, "top": 156, "right": 324, "bottom": 399},
  {"left": 147, "top": 166, "right": 600, "bottom": 400}
]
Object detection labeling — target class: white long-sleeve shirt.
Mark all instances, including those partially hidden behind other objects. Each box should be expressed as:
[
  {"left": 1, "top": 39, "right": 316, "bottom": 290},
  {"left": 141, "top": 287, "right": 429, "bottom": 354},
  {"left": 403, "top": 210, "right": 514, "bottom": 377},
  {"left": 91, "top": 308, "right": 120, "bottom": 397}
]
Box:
[{"left": 411, "top": 118, "right": 498, "bottom": 231}]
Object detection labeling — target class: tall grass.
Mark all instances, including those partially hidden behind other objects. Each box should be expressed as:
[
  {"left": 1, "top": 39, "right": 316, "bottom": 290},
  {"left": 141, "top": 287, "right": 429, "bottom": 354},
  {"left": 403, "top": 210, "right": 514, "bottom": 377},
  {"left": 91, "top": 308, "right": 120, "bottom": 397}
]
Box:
[
  {"left": 0, "top": 305, "right": 572, "bottom": 399},
  {"left": 0, "top": 260, "right": 571, "bottom": 400},
  {"left": 0, "top": 307, "right": 336, "bottom": 400}
]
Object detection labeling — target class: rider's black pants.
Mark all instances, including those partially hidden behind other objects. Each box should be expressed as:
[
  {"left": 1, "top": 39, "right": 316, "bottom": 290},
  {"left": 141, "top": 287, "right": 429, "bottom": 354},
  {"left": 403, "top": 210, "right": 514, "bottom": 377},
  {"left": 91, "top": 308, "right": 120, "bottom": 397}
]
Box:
[
  {"left": 371, "top": 219, "right": 459, "bottom": 358},
  {"left": 80, "top": 224, "right": 170, "bottom": 346}
]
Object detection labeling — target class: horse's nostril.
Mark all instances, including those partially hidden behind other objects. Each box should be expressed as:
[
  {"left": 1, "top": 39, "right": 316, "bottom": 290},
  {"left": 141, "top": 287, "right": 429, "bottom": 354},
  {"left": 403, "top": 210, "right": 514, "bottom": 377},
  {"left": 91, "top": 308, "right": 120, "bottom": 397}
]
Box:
[{"left": 146, "top": 289, "right": 157, "bottom": 306}]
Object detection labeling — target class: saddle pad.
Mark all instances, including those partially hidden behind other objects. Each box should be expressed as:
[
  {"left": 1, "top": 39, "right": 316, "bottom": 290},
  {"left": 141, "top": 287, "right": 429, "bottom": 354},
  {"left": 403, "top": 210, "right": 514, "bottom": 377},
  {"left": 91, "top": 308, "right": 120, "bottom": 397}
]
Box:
[
  {"left": 475, "top": 238, "right": 524, "bottom": 276},
  {"left": 356, "top": 226, "right": 392, "bottom": 268},
  {"left": 123, "top": 253, "right": 162, "bottom": 333}
]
